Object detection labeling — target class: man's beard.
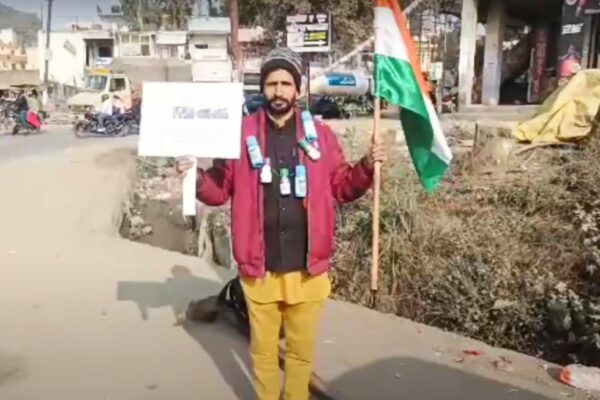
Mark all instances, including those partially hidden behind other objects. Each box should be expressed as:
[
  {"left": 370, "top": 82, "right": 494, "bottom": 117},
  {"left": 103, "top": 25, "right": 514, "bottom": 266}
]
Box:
[{"left": 265, "top": 96, "right": 295, "bottom": 116}]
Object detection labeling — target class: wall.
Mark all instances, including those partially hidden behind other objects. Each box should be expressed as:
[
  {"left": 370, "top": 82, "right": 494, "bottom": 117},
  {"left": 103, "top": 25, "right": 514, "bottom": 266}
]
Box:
[
  {"left": 38, "top": 31, "right": 87, "bottom": 87},
  {"left": 26, "top": 47, "right": 38, "bottom": 70},
  {"left": 188, "top": 34, "right": 228, "bottom": 61},
  {"left": 0, "top": 43, "right": 27, "bottom": 71}
]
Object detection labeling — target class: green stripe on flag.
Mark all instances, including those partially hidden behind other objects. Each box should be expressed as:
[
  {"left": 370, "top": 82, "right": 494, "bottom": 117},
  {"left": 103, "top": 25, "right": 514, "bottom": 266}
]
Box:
[{"left": 374, "top": 54, "right": 448, "bottom": 193}]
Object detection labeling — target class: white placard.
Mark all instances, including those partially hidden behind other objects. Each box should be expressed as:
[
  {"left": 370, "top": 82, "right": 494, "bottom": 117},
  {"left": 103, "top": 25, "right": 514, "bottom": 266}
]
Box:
[
  {"left": 182, "top": 158, "right": 197, "bottom": 216},
  {"left": 138, "top": 81, "right": 244, "bottom": 159}
]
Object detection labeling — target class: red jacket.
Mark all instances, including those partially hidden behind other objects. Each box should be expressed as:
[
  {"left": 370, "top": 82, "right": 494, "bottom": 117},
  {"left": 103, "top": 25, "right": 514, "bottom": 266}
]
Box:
[{"left": 197, "top": 108, "right": 374, "bottom": 278}]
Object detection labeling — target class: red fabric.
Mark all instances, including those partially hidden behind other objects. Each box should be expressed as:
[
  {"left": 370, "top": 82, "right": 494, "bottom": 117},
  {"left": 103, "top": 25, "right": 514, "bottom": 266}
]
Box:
[
  {"left": 197, "top": 108, "right": 374, "bottom": 278},
  {"left": 26, "top": 111, "right": 41, "bottom": 129}
]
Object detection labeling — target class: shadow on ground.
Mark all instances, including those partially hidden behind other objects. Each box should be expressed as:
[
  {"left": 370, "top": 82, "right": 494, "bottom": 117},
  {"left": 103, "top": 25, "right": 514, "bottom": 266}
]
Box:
[
  {"left": 116, "top": 265, "right": 557, "bottom": 400},
  {"left": 116, "top": 265, "right": 254, "bottom": 400},
  {"left": 325, "top": 357, "right": 554, "bottom": 400}
]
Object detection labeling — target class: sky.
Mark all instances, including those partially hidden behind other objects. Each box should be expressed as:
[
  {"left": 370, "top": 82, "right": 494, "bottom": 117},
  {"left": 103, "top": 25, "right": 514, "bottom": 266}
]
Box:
[{"left": 1, "top": 0, "right": 116, "bottom": 29}]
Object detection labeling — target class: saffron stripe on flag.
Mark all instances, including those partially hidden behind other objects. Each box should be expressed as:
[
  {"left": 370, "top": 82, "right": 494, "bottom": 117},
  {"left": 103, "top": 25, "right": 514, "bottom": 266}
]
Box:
[{"left": 374, "top": 0, "right": 452, "bottom": 192}]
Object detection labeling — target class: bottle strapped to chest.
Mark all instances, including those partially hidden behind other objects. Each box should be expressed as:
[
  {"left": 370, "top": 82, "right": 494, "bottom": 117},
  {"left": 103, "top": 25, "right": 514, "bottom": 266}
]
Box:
[
  {"left": 280, "top": 168, "right": 291, "bottom": 196},
  {"left": 299, "top": 139, "right": 321, "bottom": 161},
  {"left": 301, "top": 111, "right": 318, "bottom": 143},
  {"left": 246, "top": 136, "right": 264, "bottom": 169},
  {"left": 260, "top": 157, "right": 273, "bottom": 184},
  {"left": 294, "top": 165, "right": 307, "bottom": 198}
]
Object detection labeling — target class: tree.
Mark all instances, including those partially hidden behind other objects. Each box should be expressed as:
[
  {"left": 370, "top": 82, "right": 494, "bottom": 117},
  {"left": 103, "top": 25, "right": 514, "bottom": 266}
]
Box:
[
  {"left": 237, "top": 0, "right": 373, "bottom": 52},
  {"left": 120, "top": 0, "right": 194, "bottom": 30}
]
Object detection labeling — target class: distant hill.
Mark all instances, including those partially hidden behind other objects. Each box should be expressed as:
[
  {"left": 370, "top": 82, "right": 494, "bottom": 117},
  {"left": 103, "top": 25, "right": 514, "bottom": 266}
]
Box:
[{"left": 0, "top": 3, "right": 41, "bottom": 46}]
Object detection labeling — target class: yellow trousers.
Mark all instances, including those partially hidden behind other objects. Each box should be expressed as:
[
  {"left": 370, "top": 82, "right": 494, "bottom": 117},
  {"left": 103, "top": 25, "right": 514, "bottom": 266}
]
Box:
[{"left": 246, "top": 297, "right": 324, "bottom": 400}]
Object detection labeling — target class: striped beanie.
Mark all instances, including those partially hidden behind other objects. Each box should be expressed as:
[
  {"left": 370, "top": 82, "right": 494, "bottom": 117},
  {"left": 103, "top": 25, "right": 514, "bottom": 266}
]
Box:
[{"left": 260, "top": 47, "right": 303, "bottom": 92}]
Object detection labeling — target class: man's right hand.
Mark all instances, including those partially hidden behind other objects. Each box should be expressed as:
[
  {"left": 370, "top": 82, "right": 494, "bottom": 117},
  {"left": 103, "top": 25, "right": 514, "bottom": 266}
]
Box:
[{"left": 175, "top": 157, "right": 196, "bottom": 176}]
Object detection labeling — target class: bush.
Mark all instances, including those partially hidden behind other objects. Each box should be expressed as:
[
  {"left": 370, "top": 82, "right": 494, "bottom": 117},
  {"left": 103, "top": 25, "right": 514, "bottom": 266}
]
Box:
[{"left": 332, "top": 141, "right": 600, "bottom": 365}]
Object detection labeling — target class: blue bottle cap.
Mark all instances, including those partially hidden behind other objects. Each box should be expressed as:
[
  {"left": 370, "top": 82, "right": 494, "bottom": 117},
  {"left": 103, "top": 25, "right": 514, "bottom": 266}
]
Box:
[
  {"left": 246, "top": 136, "right": 258, "bottom": 146},
  {"left": 295, "top": 165, "right": 306, "bottom": 177}
]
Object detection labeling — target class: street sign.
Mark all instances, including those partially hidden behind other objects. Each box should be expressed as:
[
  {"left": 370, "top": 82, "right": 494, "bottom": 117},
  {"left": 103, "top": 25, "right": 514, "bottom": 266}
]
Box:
[
  {"left": 429, "top": 62, "right": 443, "bottom": 81},
  {"left": 286, "top": 13, "right": 331, "bottom": 53}
]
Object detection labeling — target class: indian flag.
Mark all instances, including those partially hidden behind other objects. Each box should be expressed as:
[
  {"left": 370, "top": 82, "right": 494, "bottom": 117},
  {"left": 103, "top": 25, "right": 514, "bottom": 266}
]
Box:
[{"left": 374, "top": 0, "right": 452, "bottom": 192}]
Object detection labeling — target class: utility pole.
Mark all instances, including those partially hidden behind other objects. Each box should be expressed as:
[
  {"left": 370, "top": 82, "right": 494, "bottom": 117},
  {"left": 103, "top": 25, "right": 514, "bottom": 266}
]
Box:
[
  {"left": 137, "top": 0, "right": 144, "bottom": 31},
  {"left": 43, "top": 0, "right": 53, "bottom": 87},
  {"left": 229, "top": 0, "right": 241, "bottom": 81}
]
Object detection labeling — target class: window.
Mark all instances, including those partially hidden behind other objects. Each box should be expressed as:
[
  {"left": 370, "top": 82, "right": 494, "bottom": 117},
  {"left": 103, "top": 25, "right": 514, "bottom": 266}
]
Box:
[
  {"left": 110, "top": 78, "right": 126, "bottom": 92},
  {"left": 195, "top": 44, "right": 209, "bottom": 49},
  {"left": 98, "top": 46, "right": 112, "bottom": 58},
  {"left": 119, "top": 33, "right": 151, "bottom": 56},
  {"left": 83, "top": 75, "right": 107, "bottom": 91}
]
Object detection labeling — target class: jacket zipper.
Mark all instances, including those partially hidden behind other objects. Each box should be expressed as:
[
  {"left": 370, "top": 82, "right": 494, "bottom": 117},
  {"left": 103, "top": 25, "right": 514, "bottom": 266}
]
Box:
[
  {"left": 258, "top": 111, "right": 266, "bottom": 276},
  {"left": 296, "top": 111, "right": 311, "bottom": 273}
]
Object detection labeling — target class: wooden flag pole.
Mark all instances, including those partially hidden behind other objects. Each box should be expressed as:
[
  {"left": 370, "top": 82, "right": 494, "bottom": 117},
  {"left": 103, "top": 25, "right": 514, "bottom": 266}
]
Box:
[{"left": 371, "top": 96, "right": 382, "bottom": 297}]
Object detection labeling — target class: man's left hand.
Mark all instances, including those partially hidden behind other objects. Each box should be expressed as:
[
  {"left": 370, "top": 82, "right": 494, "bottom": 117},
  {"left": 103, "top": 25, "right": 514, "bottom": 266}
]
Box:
[{"left": 366, "top": 137, "right": 388, "bottom": 167}]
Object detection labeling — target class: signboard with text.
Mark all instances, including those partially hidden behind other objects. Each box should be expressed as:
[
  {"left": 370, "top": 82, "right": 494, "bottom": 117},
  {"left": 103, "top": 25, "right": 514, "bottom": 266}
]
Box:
[
  {"left": 138, "top": 82, "right": 244, "bottom": 158},
  {"left": 529, "top": 27, "right": 549, "bottom": 103},
  {"left": 286, "top": 13, "right": 331, "bottom": 53},
  {"left": 558, "top": 0, "right": 588, "bottom": 84}
]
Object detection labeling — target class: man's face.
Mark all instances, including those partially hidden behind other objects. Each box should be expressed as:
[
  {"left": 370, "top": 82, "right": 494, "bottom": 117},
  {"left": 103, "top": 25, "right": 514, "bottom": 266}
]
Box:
[{"left": 263, "top": 69, "right": 298, "bottom": 116}]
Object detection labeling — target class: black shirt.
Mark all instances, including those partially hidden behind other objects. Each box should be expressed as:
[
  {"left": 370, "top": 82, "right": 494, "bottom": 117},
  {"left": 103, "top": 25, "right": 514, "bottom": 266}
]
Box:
[{"left": 263, "top": 115, "right": 308, "bottom": 272}]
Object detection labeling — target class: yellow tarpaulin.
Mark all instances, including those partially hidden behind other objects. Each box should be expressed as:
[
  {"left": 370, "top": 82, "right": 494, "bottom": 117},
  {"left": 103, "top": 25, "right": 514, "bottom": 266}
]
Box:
[{"left": 512, "top": 69, "right": 600, "bottom": 143}]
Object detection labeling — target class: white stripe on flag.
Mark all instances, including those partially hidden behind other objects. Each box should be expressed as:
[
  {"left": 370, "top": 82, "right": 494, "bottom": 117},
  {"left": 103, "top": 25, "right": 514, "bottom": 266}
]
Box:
[
  {"left": 423, "top": 94, "right": 453, "bottom": 164},
  {"left": 374, "top": 6, "right": 409, "bottom": 61}
]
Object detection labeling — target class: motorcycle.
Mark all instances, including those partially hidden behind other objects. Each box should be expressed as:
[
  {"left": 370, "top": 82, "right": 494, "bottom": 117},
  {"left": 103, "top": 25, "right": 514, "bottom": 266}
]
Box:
[
  {"left": 10, "top": 110, "right": 42, "bottom": 136},
  {"left": 73, "top": 111, "right": 132, "bottom": 138},
  {"left": 121, "top": 111, "right": 139, "bottom": 135}
]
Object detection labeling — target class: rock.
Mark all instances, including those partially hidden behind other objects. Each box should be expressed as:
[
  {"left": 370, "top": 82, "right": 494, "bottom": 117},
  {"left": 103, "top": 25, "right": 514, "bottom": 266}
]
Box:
[
  {"left": 130, "top": 215, "right": 145, "bottom": 228},
  {"left": 548, "top": 299, "right": 572, "bottom": 332},
  {"left": 142, "top": 225, "right": 153, "bottom": 236},
  {"left": 155, "top": 192, "right": 172, "bottom": 201},
  {"left": 555, "top": 281, "right": 568, "bottom": 293},
  {"left": 492, "top": 299, "right": 516, "bottom": 310},
  {"left": 129, "top": 228, "right": 142, "bottom": 240}
]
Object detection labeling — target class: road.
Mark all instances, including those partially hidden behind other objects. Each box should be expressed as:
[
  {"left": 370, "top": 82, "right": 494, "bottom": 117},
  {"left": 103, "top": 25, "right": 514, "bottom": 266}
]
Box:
[
  {"left": 0, "top": 124, "right": 587, "bottom": 400},
  {"left": 0, "top": 124, "right": 136, "bottom": 165}
]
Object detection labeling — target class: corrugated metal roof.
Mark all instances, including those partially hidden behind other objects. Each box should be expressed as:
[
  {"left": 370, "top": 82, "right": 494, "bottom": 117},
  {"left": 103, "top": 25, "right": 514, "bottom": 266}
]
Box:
[{"left": 0, "top": 70, "right": 41, "bottom": 88}]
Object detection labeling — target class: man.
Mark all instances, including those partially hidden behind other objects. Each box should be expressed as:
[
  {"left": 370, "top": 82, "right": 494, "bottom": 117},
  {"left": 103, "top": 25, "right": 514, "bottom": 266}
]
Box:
[
  {"left": 25, "top": 90, "right": 41, "bottom": 130},
  {"left": 113, "top": 95, "right": 126, "bottom": 115},
  {"left": 14, "top": 90, "right": 29, "bottom": 127},
  {"left": 176, "top": 48, "right": 386, "bottom": 400},
  {"left": 130, "top": 84, "right": 142, "bottom": 124},
  {"left": 96, "top": 94, "right": 113, "bottom": 131}
]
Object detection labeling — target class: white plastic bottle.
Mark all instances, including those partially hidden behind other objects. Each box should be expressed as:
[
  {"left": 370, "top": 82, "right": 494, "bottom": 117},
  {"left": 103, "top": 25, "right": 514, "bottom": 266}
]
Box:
[{"left": 280, "top": 168, "right": 291, "bottom": 196}]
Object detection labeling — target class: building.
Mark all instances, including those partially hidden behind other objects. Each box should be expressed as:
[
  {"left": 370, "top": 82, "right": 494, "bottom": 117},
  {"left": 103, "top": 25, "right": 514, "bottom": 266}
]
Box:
[
  {"left": 25, "top": 47, "right": 38, "bottom": 70},
  {"left": 38, "top": 30, "right": 86, "bottom": 86},
  {"left": 0, "top": 28, "right": 19, "bottom": 45},
  {"left": 0, "top": 43, "right": 27, "bottom": 71},
  {"left": 457, "top": 0, "right": 600, "bottom": 109},
  {"left": 154, "top": 31, "right": 188, "bottom": 59},
  {"left": 97, "top": 4, "right": 128, "bottom": 31},
  {"left": 187, "top": 16, "right": 232, "bottom": 82}
]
